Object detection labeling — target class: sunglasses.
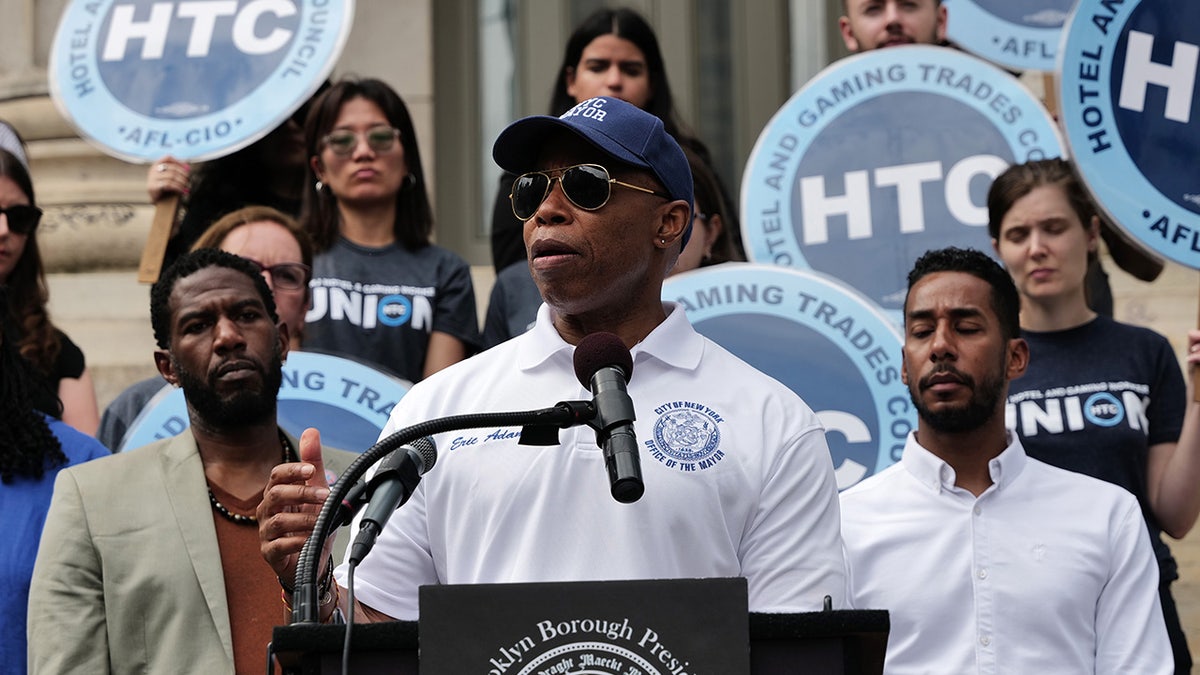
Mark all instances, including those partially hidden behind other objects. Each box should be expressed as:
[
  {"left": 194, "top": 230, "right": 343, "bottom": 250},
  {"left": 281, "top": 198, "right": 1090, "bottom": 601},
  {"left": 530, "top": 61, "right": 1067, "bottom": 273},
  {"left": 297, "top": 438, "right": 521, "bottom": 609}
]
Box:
[
  {"left": 242, "top": 258, "right": 311, "bottom": 291},
  {"left": 322, "top": 126, "right": 401, "bottom": 157},
  {"left": 510, "top": 163, "right": 670, "bottom": 221},
  {"left": 0, "top": 205, "right": 42, "bottom": 236}
]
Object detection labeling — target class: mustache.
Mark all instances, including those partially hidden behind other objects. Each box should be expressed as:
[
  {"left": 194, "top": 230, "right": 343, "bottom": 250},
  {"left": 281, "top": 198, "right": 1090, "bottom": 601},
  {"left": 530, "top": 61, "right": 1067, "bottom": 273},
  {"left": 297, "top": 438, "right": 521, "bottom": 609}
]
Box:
[
  {"left": 918, "top": 364, "right": 974, "bottom": 391},
  {"left": 209, "top": 357, "right": 264, "bottom": 383}
]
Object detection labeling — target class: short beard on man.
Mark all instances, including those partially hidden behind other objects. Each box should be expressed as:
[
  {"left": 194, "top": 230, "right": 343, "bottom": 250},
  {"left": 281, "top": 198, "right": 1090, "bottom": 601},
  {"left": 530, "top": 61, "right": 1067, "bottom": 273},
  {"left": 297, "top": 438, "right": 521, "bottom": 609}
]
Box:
[
  {"left": 173, "top": 345, "right": 284, "bottom": 428},
  {"left": 909, "top": 361, "right": 1006, "bottom": 433}
]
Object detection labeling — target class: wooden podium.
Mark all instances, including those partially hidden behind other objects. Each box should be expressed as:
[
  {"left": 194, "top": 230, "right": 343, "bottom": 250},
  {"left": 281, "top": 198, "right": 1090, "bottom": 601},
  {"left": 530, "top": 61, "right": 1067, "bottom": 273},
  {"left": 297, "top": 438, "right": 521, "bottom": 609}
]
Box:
[{"left": 272, "top": 579, "right": 888, "bottom": 674}]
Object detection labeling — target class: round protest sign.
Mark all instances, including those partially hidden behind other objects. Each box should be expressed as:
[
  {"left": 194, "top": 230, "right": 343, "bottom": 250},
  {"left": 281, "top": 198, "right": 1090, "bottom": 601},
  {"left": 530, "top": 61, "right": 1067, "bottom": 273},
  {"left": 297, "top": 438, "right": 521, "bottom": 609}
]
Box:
[
  {"left": 1058, "top": 0, "right": 1200, "bottom": 269},
  {"left": 663, "top": 264, "right": 914, "bottom": 490},
  {"left": 49, "top": 0, "right": 354, "bottom": 163},
  {"left": 944, "top": 0, "right": 1076, "bottom": 72},
  {"left": 119, "top": 350, "right": 410, "bottom": 453},
  {"left": 741, "top": 45, "right": 1062, "bottom": 316}
]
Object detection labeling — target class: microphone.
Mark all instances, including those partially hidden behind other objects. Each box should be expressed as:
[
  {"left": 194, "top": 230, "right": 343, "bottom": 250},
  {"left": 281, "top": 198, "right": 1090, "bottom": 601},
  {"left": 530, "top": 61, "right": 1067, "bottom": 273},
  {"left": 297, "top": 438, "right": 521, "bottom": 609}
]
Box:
[
  {"left": 348, "top": 436, "right": 438, "bottom": 565},
  {"left": 574, "top": 332, "right": 643, "bottom": 503}
]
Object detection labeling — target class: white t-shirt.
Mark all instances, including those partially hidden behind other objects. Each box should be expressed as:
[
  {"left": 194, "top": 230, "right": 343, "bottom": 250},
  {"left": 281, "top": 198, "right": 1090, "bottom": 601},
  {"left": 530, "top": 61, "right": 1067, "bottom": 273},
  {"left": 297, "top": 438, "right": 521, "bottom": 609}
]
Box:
[
  {"left": 840, "top": 431, "right": 1171, "bottom": 675},
  {"left": 338, "top": 303, "right": 846, "bottom": 619}
]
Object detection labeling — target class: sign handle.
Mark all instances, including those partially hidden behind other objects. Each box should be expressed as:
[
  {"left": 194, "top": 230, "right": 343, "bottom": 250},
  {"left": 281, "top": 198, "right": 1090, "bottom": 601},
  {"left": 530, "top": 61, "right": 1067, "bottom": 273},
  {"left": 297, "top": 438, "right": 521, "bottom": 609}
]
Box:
[
  {"left": 137, "top": 194, "right": 180, "bottom": 284},
  {"left": 1041, "top": 72, "right": 1059, "bottom": 120}
]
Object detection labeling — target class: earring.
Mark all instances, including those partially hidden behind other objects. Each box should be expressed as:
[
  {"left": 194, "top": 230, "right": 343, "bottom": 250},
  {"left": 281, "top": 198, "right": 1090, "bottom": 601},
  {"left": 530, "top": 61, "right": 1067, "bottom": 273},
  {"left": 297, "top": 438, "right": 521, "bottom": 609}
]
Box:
[
  {"left": 660, "top": 238, "right": 667, "bottom": 245},
  {"left": 404, "top": 174, "right": 417, "bottom": 189},
  {"left": 315, "top": 180, "right": 324, "bottom": 192}
]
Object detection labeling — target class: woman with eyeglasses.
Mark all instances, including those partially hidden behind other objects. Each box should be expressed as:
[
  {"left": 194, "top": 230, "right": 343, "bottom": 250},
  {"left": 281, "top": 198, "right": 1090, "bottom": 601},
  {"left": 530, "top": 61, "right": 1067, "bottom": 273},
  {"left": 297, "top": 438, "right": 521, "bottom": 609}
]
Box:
[
  {"left": 0, "top": 148, "right": 101, "bottom": 436},
  {"left": 145, "top": 81, "right": 330, "bottom": 272},
  {"left": 96, "top": 205, "right": 315, "bottom": 451},
  {"left": 299, "top": 78, "right": 479, "bottom": 383}
]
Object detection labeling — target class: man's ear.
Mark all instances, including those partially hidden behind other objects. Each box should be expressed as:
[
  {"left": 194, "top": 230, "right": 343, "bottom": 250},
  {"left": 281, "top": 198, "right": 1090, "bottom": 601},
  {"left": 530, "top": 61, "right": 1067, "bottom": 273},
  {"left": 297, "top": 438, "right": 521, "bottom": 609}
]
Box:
[
  {"left": 1006, "top": 338, "right": 1030, "bottom": 381},
  {"left": 655, "top": 200, "right": 691, "bottom": 248},
  {"left": 154, "top": 349, "right": 178, "bottom": 387},
  {"left": 838, "top": 16, "right": 860, "bottom": 52},
  {"left": 277, "top": 321, "right": 291, "bottom": 363}
]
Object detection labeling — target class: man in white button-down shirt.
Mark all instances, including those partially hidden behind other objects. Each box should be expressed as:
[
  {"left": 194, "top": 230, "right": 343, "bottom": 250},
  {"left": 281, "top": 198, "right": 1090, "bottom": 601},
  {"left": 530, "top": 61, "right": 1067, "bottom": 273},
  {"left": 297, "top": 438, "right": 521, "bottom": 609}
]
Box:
[{"left": 840, "top": 247, "right": 1170, "bottom": 674}]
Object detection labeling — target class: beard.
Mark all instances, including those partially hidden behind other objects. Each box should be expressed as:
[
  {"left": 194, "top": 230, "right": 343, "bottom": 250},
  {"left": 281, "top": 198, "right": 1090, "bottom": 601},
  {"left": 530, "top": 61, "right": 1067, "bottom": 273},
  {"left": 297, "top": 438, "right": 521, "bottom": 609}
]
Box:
[
  {"left": 909, "top": 362, "right": 1005, "bottom": 434},
  {"left": 173, "top": 345, "right": 283, "bottom": 429}
]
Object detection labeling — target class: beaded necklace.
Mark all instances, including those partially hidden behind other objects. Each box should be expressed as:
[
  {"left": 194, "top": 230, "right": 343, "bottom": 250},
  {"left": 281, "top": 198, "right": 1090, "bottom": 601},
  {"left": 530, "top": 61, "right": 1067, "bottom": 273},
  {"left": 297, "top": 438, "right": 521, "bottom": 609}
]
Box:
[{"left": 207, "top": 431, "right": 296, "bottom": 527}]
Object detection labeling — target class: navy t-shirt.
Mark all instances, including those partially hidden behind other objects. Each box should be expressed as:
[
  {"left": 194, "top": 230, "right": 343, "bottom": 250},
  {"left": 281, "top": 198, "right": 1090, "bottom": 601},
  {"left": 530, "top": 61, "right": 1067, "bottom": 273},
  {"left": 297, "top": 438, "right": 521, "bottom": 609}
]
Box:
[{"left": 1006, "top": 316, "right": 1185, "bottom": 580}]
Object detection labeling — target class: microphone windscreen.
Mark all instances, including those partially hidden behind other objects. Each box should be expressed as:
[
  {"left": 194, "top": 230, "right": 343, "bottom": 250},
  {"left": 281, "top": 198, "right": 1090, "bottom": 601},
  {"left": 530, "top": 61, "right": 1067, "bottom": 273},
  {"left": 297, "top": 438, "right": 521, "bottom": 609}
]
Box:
[
  {"left": 410, "top": 436, "right": 438, "bottom": 473},
  {"left": 573, "top": 332, "right": 634, "bottom": 387}
]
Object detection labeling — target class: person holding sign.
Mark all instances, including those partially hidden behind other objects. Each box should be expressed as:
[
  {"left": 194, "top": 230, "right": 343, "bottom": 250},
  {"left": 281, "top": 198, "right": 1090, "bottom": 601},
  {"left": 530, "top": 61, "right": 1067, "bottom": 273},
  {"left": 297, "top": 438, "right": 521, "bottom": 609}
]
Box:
[
  {"left": 0, "top": 146, "right": 99, "bottom": 436},
  {"left": 836, "top": 0, "right": 1162, "bottom": 317},
  {"left": 988, "top": 158, "right": 1200, "bottom": 673},
  {"left": 145, "top": 84, "right": 329, "bottom": 273},
  {"left": 300, "top": 78, "right": 480, "bottom": 383},
  {"left": 841, "top": 246, "right": 1170, "bottom": 674},
  {"left": 260, "top": 96, "right": 845, "bottom": 623}
]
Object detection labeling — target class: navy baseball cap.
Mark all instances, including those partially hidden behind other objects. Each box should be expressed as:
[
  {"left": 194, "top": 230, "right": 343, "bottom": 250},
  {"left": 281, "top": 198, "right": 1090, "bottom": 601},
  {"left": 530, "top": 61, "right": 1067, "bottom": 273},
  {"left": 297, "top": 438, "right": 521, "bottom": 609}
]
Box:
[{"left": 492, "top": 96, "right": 693, "bottom": 246}]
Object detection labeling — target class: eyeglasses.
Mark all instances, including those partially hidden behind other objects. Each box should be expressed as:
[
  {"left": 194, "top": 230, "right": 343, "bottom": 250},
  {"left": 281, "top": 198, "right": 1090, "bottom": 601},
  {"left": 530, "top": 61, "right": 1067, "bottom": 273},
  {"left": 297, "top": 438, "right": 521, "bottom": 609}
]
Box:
[
  {"left": 510, "top": 163, "right": 670, "bottom": 221},
  {"left": 321, "top": 126, "right": 401, "bottom": 157},
  {"left": 242, "top": 258, "right": 311, "bottom": 291},
  {"left": 0, "top": 205, "right": 42, "bottom": 236}
]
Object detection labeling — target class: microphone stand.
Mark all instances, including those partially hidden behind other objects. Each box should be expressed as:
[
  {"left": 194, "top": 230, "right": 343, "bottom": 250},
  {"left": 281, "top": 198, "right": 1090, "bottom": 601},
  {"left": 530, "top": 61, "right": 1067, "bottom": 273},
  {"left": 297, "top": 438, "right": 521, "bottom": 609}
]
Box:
[{"left": 290, "top": 400, "right": 596, "bottom": 624}]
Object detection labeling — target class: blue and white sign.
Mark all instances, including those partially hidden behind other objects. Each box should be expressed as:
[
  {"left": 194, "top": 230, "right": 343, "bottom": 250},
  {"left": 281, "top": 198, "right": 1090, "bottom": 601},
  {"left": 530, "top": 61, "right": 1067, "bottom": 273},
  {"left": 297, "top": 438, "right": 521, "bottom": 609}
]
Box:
[
  {"left": 49, "top": 0, "right": 354, "bottom": 163},
  {"left": 1058, "top": 0, "right": 1200, "bottom": 269},
  {"left": 742, "top": 46, "right": 1062, "bottom": 316},
  {"left": 120, "top": 350, "right": 409, "bottom": 453},
  {"left": 944, "top": 0, "right": 1077, "bottom": 72},
  {"left": 663, "top": 264, "right": 914, "bottom": 490}
]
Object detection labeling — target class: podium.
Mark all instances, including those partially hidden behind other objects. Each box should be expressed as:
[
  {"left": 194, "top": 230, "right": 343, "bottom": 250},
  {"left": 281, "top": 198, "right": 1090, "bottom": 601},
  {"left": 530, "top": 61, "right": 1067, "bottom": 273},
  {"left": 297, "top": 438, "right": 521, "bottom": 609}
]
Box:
[{"left": 272, "top": 579, "right": 888, "bottom": 674}]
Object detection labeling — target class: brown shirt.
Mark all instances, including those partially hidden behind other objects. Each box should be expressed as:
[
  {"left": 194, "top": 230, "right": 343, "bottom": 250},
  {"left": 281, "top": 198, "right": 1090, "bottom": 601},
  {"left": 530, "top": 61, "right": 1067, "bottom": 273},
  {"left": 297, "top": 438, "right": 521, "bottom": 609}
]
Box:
[{"left": 209, "top": 483, "right": 281, "bottom": 674}]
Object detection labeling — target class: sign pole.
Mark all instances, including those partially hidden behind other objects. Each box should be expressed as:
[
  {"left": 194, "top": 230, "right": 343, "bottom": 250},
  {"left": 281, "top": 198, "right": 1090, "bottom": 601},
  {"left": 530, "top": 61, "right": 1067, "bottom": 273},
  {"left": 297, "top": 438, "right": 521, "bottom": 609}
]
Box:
[{"left": 137, "top": 194, "right": 180, "bottom": 284}]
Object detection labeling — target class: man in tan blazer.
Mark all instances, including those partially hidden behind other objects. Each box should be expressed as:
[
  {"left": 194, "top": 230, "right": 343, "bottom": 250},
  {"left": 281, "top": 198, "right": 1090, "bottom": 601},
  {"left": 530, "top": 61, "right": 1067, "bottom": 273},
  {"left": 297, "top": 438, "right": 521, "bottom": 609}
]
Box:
[{"left": 28, "top": 249, "right": 354, "bottom": 673}]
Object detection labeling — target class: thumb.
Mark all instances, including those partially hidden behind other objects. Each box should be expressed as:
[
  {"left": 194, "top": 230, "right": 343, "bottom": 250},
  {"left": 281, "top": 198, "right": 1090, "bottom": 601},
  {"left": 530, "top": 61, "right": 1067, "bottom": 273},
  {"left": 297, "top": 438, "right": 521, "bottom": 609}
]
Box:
[{"left": 299, "top": 427, "right": 330, "bottom": 490}]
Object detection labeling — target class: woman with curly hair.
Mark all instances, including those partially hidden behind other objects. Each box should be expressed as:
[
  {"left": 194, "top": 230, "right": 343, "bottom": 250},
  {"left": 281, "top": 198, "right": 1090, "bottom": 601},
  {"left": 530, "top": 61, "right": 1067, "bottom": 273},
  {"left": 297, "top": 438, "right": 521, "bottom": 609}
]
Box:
[
  {"left": 0, "top": 289, "right": 107, "bottom": 673},
  {"left": 0, "top": 147, "right": 100, "bottom": 434}
]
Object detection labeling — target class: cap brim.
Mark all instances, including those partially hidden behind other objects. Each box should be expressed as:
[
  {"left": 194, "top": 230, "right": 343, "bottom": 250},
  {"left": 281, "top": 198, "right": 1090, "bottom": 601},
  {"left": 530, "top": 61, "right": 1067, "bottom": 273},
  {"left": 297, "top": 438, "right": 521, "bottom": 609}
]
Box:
[{"left": 492, "top": 115, "right": 646, "bottom": 174}]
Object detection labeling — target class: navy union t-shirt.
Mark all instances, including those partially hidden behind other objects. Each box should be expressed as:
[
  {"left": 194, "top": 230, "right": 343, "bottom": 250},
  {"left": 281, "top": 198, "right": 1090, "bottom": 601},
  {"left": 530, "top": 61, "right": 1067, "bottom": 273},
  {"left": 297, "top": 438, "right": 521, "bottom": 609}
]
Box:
[{"left": 1006, "top": 315, "right": 1185, "bottom": 579}]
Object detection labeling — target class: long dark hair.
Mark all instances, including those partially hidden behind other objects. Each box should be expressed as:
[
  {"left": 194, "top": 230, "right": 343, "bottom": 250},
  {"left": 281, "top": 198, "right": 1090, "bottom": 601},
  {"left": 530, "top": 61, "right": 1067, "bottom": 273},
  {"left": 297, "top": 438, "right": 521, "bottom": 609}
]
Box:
[
  {"left": 549, "top": 7, "right": 694, "bottom": 144},
  {"left": 685, "top": 146, "right": 744, "bottom": 266},
  {"left": 0, "top": 287, "right": 65, "bottom": 483},
  {"left": 0, "top": 149, "right": 60, "bottom": 377},
  {"left": 300, "top": 77, "right": 434, "bottom": 253}
]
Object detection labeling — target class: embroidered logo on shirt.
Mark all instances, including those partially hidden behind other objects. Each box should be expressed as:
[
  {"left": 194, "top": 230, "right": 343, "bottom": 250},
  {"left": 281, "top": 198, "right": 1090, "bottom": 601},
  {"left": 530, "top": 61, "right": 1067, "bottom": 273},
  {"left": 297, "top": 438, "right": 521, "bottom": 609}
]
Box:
[{"left": 645, "top": 401, "right": 725, "bottom": 472}]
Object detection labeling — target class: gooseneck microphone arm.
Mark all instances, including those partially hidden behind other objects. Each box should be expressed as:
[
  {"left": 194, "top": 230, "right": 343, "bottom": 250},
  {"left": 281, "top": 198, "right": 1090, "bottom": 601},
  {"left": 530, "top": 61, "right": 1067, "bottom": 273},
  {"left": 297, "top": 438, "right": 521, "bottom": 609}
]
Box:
[{"left": 291, "top": 401, "right": 594, "bottom": 624}]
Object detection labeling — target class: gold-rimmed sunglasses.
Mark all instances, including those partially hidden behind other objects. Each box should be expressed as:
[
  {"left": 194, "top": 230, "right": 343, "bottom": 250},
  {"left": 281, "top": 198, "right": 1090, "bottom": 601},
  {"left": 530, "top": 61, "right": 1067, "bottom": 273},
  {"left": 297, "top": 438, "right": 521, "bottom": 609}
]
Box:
[{"left": 510, "top": 163, "right": 669, "bottom": 221}]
